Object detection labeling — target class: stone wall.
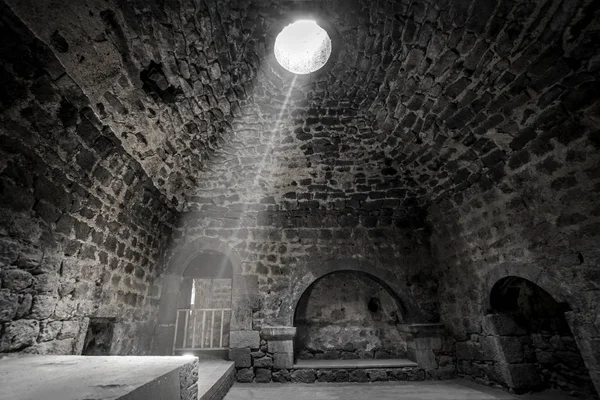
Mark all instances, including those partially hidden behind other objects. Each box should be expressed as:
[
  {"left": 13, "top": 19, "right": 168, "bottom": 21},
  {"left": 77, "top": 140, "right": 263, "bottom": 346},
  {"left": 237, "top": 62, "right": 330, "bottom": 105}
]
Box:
[
  {"left": 453, "top": 278, "right": 597, "bottom": 396},
  {"left": 295, "top": 271, "right": 407, "bottom": 360},
  {"left": 0, "top": 5, "right": 176, "bottom": 355},
  {"left": 428, "top": 70, "right": 600, "bottom": 395},
  {"left": 166, "top": 205, "right": 439, "bottom": 325}
]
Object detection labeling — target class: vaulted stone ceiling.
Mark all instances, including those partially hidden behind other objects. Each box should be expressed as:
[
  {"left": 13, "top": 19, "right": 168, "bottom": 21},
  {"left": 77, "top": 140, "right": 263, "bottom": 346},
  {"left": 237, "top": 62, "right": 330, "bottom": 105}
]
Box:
[{"left": 6, "top": 0, "right": 600, "bottom": 212}]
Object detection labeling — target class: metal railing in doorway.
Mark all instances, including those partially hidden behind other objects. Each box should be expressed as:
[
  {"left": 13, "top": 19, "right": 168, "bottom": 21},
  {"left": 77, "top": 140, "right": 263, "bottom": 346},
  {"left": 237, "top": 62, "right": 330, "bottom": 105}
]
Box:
[{"left": 172, "top": 308, "right": 231, "bottom": 354}]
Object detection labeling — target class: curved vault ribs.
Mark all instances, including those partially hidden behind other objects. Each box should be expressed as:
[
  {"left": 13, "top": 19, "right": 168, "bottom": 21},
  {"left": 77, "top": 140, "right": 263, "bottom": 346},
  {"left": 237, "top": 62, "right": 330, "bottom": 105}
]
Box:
[{"left": 6, "top": 0, "right": 600, "bottom": 210}]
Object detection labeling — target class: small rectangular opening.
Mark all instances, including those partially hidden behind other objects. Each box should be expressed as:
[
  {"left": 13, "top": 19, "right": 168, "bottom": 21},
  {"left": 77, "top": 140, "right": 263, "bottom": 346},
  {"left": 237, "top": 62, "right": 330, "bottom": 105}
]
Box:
[{"left": 82, "top": 318, "right": 116, "bottom": 355}]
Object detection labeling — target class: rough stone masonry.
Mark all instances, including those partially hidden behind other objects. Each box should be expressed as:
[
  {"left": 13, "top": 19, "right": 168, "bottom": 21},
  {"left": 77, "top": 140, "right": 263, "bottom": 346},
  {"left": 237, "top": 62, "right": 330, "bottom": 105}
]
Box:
[{"left": 0, "top": 0, "right": 599, "bottom": 398}]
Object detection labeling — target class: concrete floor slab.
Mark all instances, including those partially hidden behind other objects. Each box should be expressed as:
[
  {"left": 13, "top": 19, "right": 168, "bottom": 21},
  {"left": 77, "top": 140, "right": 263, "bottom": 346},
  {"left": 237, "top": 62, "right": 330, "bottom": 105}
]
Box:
[
  {"left": 0, "top": 355, "right": 233, "bottom": 400},
  {"left": 223, "top": 380, "right": 594, "bottom": 400}
]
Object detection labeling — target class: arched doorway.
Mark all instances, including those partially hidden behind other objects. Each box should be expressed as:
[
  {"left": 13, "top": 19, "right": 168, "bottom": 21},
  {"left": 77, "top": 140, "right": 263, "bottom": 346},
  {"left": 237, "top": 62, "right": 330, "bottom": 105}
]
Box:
[
  {"left": 172, "top": 251, "right": 233, "bottom": 357},
  {"left": 293, "top": 270, "right": 407, "bottom": 360},
  {"left": 486, "top": 276, "right": 596, "bottom": 396}
]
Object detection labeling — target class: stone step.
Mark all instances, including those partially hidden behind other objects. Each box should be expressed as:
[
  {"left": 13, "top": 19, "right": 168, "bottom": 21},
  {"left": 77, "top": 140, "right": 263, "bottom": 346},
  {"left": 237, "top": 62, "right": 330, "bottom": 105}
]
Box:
[{"left": 197, "top": 359, "right": 235, "bottom": 400}]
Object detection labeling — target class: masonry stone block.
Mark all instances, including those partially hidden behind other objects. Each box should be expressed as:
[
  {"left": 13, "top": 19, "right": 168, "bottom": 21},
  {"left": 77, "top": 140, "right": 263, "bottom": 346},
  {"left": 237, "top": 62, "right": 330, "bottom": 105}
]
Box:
[
  {"left": 253, "top": 356, "right": 273, "bottom": 368},
  {"left": 268, "top": 339, "right": 293, "bottom": 354},
  {"left": 503, "top": 363, "right": 542, "bottom": 390},
  {"left": 1, "top": 320, "right": 39, "bottom": 351},
  {"left": 414, "top": 348, "right": 438, "bottom": 369},
  {"left": 233, "top": 275, "right": 258, "bottom": 296},
  {"left": 255, "top": 368, "right": 272, "bottom": 383},
  {"left": 230, "top": 299, "right": 253, "bottom": 331},
  {"left": 272, "top": 369, "right": 291, "bottom": 383},
  {"left": 236, "top": 368, "right": 254, "bottom": 383},
  {"left": 229, "top": 348, "right": 251, "bottom": 368},
  {"left": 498, "top": 336, "right": 524, "bottom": 363},
  {"left": 291, "top": 369, "right": 316, "bottom": 383},
  {"left": 261, "top": 326, "right": 296, "bottom": 341},
  {"left": 230, "top": 330, "right": 260, "bottom": 349},
  {"left": 273, "top": 352, "right": 294, "bottom": 369},
  {"left": 482, "top": 314, "right": 527, "bottom": 336}
]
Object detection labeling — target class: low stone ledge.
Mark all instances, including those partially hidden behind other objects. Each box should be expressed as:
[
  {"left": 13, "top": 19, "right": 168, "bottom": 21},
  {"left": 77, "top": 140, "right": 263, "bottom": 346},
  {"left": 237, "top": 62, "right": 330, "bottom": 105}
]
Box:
[
  {"left": 261, "top": 326, "right": 296, "bottom": 341},
  {"left": 294, "top": 358, "right": 418, "bottom": 369}
]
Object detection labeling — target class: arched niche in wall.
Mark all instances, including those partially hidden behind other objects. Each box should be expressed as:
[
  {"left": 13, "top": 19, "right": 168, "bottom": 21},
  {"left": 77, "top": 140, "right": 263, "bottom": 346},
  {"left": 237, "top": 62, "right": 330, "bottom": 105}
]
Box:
[
  {"left": 172, "top": 251, "right": 234, "bottom": 354},
  {"left": 152, "top": 238, "right": 242, "bottom": 356},
  {"left": 482, "top": 276, "right": 596, "bottom": 396},
  {"left": 293, "top": 270, "right": 408, "bottom": 360},
  {"left": 276, "top": 257, "right": 431, "bottom": 326}
]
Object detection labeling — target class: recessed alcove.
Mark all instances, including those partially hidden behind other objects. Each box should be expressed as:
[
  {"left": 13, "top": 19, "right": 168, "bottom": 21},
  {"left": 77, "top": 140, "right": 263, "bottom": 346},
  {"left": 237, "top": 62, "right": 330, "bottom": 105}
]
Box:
[
  {"left": 172, "top": 251, "right": 233, "bottom": 357},
  {"left": 82, "top": 318, "right": 115, "bottom": 356},
  {"left": 486, "top": 277, "right": 596, "bottom": 396},
  {"left": 294, "top": 270, "right": 407, "bottom": 360}
]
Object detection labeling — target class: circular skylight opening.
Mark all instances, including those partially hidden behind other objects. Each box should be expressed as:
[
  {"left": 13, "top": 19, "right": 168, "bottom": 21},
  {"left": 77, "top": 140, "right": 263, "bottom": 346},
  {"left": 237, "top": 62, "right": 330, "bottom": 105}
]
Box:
[{"left": 274, "top": 20, "right": 332, "bottom": 75}]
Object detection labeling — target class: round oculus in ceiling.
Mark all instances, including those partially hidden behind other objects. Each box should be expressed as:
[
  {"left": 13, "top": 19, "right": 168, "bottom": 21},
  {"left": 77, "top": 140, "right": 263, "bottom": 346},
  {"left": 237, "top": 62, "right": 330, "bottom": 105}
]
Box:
[{"left": 274, "top": 20, "right": 332, "bottom": 75}]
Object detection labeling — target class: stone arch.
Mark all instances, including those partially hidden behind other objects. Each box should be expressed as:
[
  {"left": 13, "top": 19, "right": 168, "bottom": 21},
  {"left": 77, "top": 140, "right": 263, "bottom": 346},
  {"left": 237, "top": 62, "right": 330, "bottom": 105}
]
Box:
[
  {"left": 481, "top": 263, "right": 574, "bottom": 314},
  {"left": 293, "top": 269, "right": 408, "bottom": 322},
  {"left": 152, "top": 237, "right": 242, "bottom": 355},
  {"left": 276, "top": 257, "right": 427, "bottom": 326},
  {"left": 481, "top": 265, "right": 599, "bottom": 396},
  {"left": 164, "top": 237, "right": 243, "bottom": 277}
]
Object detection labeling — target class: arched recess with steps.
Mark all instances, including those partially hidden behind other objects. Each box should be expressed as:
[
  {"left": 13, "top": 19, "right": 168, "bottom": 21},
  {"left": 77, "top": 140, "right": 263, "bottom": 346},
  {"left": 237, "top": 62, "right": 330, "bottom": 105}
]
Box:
[
  {"left": 152, "top": 237, "right": 242, "bottom": 356},
  {"left": 481, "top": 273, "right": 598, "bottom": 397}
]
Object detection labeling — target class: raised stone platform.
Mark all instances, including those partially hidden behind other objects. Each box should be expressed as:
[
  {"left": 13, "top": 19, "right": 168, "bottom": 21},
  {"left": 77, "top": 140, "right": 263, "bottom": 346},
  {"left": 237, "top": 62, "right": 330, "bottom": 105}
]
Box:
[{"left": 0, "top": 355, "right": 234, "bottom": 400}]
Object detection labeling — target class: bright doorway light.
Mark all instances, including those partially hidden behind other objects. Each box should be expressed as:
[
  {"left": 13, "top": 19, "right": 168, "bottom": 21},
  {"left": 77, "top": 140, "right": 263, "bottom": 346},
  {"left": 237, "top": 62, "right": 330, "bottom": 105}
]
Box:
[{"left": 274, "top": 20, "right": 332, "bottom": 75}]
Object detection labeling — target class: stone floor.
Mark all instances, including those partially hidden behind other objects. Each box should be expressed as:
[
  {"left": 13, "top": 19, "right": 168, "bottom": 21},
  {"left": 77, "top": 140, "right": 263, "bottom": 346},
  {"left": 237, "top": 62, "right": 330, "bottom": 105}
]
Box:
[{"left": 223, "top": 380, "right": 594, "bottom": 400}]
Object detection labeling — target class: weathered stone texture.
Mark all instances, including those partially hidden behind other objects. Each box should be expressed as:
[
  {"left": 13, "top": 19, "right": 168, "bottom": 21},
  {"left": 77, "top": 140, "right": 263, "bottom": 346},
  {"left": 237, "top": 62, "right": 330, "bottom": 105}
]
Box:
[
  {"left": 0, "top": 6, "right": 176, "bottom": 355},
  {"left": 0, "top": 0, "right": 599, "bottom": 395},
  {"left": 429, "top": 32, "right": 600, "bottom": 393},
  {"left": 295, "top": 271, "right": 408, "bottom": 360}
]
